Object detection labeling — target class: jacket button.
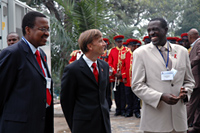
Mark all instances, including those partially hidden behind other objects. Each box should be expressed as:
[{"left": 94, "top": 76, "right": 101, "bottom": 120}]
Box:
[{"left": 171, "top": 84, "right": 174, "bottom": 87}]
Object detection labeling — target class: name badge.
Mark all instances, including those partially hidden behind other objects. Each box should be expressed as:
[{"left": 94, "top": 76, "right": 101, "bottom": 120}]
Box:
[
  {"left": 46, "top": 77, "right": 51, "bottom": 88},
  {"left": 161, "top": 71, "right": 174, "bottom": 80}
]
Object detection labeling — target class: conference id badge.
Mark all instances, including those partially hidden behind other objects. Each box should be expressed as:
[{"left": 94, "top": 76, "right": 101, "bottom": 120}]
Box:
[
  {"left": 161, "top": 71, "right": 174, "bottom": 80},
  {"left": 46, "top": 77, "right": 51, "bottom": 89}
]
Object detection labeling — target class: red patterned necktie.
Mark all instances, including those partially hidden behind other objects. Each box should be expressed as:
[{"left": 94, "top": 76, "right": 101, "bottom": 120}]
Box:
[
  {"left": 35, "top": 50, "right": 52, "bottom": 106},
  {"left": 92, "top": 63, "right": 98, "bottom": 83}
]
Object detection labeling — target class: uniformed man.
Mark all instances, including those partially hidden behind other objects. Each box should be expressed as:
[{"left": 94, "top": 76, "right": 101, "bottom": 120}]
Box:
[
  {"left": 136, "top": 40, "right": 142, "bottom": 47},
  {"left": 99, "top": 38, "right": 112, "bottom": 110},
  {"left": 123, "top": 41, "right": 128, "bottom": 47},
  {"left": 174, "top": 37, "right": 183, "bottom": 45},
  {"left": 181, "top": 33, "right": 191, "bottom": 53},
  {"left": 69, "top": 49, "right": 83, "bottom": 64},
  {"left": 142, "top": 36, "right": 151, "bottom": 44},
  {"left": 167, "top": 37, "right": 177, "bottom": 44},
  {"left": 99, "top": 38, "right": 110, "bottom": 62},
  {"left": 121, "top": 38, "right": 141, "bottom": 118},
  {"left": 108, "top": 35, "right": 129, "bottom": 116}
]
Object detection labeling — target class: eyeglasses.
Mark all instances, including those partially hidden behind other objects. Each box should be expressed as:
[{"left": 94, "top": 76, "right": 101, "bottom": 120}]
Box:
[{"left": 37, "top": 27, "right": 50, "bottom": 32}]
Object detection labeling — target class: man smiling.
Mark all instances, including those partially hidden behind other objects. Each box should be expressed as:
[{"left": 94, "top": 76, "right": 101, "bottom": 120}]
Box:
[
  {"left": 0, "top": 11, "right": 53, "bottom": 133},
  {"left": 131, "top": 18, "right": 195, "bottom": 133},
  {"left": 61, "top": 29, "right": 111, "bottom": 133}
]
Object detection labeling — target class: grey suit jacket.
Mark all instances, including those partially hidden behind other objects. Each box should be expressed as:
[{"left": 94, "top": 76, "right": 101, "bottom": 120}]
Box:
[{"left": 131, "top": 42, "right": 195, "bottom": 132}]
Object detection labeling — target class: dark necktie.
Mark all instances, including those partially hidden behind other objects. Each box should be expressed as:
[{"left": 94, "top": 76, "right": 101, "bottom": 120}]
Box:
[
  {"left": 35, "top": 50, "right": 52, "bottom": 106},
  {"left": 92, "top": 63, "right": 99, "bottom": 83},
  {"left": 160, "top": 47, "right": 172, "bottom": 70}
]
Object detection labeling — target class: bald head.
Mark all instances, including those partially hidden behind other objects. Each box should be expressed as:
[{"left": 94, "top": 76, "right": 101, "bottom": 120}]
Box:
[{"left": 188, "top": 28, "right": 199, "bottom": 44}]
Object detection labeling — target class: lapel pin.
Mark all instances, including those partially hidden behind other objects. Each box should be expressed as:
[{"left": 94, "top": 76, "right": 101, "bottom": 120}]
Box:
[
  {"left": 174, "top": 54, "right": 177, "bottom": 59},
  {"left": 44, "top": 56, "right": 47, "bottom": 62},
  {"left": 101, "top": 68, "right": 103, "bottom": 72}
]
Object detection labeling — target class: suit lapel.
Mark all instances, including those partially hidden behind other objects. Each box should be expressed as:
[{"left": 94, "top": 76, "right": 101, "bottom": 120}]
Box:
[
  {"left": 20, "top": 40, "right": 45, "bottom": 78},
  {"left": 170, "top": 45, "right": 178, "bottom": 69},
  {"left": 97, "top": 59, "right": 104, "bottom": 89},
  {"left": 79, "top": 56, "right": 98, "bottom": 85}
]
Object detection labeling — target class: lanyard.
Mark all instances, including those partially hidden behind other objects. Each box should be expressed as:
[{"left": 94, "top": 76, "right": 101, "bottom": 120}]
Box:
[
  {"left": 157, "top": 42, "right": 170, "bottom": 70},
  {"left": 22, "top": 36, "right": 32, "bottom": 50}
]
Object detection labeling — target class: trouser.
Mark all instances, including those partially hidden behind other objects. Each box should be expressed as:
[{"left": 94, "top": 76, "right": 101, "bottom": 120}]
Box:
[
  {"left": 187, "top": 88, "right": 200, "bottom": 130},
  {"left": 113, "top": 82, "right": 126, "bottom": 114},
  {"left": 125, "top": 86, "right": 141, "bottom": 114}
]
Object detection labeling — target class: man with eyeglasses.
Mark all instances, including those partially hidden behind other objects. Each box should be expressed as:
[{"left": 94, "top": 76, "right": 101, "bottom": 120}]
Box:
[{"left": 0, "top": 11, "right": 53, "bottom": 133}]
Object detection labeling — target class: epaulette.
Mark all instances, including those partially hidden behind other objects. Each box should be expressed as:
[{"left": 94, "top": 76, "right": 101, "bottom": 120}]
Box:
[
  {"left": 70, "top": 50, "right": 78, "bottom": 57},
  {"left": 107, "top": 49, "right": 112, "bottom": 56},
  {"left": 125, "top": 47, "right": 130, "bottom": 52}
]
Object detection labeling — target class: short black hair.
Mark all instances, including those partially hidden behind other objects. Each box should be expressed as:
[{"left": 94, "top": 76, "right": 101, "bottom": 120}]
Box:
[
  {"left": 150, "top": 18, "right": 168, "bottom": 29},
  {"left": 22, "top": 11, "right": 46, "bottom": 35},
  {"left": 7, "top": 32, "right": 19, "bottom": 39}
]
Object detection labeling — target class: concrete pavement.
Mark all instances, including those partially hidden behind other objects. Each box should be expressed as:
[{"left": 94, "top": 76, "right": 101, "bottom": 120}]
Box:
[{"left": 54, "top": 101, "right": 142, "bottom": 133}]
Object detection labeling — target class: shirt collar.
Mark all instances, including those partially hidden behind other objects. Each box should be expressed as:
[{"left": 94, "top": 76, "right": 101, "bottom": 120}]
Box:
[
  {"left": 191, "top": 38, "right": 200, "bottom": 47},
  {"left": 83, "top": 54, "right": 97, "bottom": 67},
  {"left": 22, "top": 37, "right": 39, "bottom": 54},
  {"left": 157, "top": 41, "right": 172, "bottom": 52}
]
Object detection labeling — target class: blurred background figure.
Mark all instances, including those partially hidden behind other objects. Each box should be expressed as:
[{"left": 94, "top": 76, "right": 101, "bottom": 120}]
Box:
[
  {"left": 121, "top": 38, "right": 141, "bottom": 118},
  {"left": 142, "top": 36, "right": 151, "bottom": 44},
  {"left": 108, "top": 35, "right": 129, "bottom": 116},
  {"left": 166, "top": 37, "right": 177, "bottom": 44},
  {"left": 181, "top": 33, "right": 191, "bottom": 53},
  {"left": 69, "top": 49, "right": 83, "bottom": 64},
  {"left": 7, "top": 32, "right": 20, "bottom": 46},
  {"left": 187, "top": 28, "right": 200, "bottom": 133}
]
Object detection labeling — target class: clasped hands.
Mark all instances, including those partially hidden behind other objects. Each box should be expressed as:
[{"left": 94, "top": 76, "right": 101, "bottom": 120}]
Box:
[{"left": 161, "top": 87, "right": 187, "bottom": 105}]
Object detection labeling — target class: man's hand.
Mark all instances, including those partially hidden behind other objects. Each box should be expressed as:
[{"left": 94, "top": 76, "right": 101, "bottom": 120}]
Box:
[
  {"left": 114, "top": 72, "right": 122, "bottom": 79},
  {"left": 161, "top": 93, "right": 179, "bottom": 105},
  {"left": 178, "top": 87, "right": 187, "bottom": 99}
]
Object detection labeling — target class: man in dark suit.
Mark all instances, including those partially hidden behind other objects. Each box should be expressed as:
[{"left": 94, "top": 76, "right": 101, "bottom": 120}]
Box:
[
  {"left": 0, "top": 11, "right": 53, "bottom": 133},
  {"left": 60, "top": 29, "right": 111, "bottom": 133},
  {"left": 187, "top": 28, "right": 200, "bottom": 133}
]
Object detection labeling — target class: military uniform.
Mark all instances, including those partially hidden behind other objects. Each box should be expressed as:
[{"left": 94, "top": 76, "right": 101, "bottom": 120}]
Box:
[
  {"left": 69, "top": 49, "right": 83, "bottom": 64},
  {"left": 108, "top": 35, "right": 129, "bottom": 116},
  {"left": 167, "top": 37, "right": 177, "bottom": 44},
  {"left": 99, "top": 38, "right": 112, "bottom": 110},
  {"left": 181, "top": 33, "right": 191, "bottom": 53},
  {"left": 121, "top": 38, "right": 141, "bottom": 118},
  {"left": 142, "top": 36, "right": 151, "bottom": 44}
]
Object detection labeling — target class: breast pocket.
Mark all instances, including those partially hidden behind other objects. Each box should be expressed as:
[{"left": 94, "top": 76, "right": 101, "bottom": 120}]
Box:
[{"left": 4, "top": 113, "right": 27, "bottom": 122}]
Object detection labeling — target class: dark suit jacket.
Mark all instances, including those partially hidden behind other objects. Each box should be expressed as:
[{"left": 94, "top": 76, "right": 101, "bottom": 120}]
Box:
[
  {"left": 189, "top": 39, "right": 200, "bottom": 89},
  {"left": 60, "top": 56, "right": 111, "bottom": 133},
  {"left": 0, "top": 40, "right": 54, "bottom": 133}
]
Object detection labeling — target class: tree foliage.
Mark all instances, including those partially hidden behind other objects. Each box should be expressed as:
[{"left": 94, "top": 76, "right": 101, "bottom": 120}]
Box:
[
  {"left": 175, "top": 0, "right": 200, "bottom": 35},
  {"left": 18, "top": 0, "right": 200, "bottom": 95}
]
